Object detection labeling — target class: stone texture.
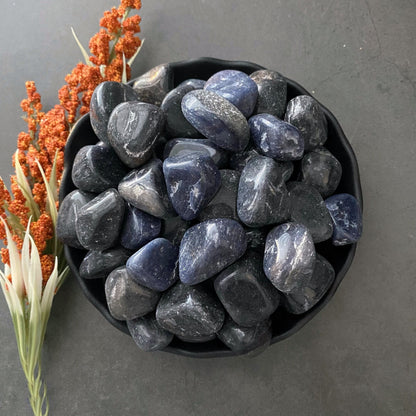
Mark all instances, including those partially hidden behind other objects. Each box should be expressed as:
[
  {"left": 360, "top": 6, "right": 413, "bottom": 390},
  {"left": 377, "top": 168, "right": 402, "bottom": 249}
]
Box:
[
  {"left": 245, "top": 226, "right": 269, "bottom": 252},
  {"left": 71, "top": 144, "right": 128, "bottom": 193},
  {"left": 76, "top": 189, "right": 125, "bottom": 251},
  {"left": 176, "top": 333, "right": 216, "bottom": 343},
  {"left": 57, "top": 190, "right": 95, "bottom": 249},
  {"left": 301, "top": 147, "right": 343, "bottom": 197},
  {"left": 204, "top": 69, "right": 258, "bottom": 117},
  {"left": 178, "top": 78, "right": 205, "bottom": 89},
  {"left": 181, "top": 89, "right": 249, "bottom": 152},
  {"left": 105, "top": 266, "right": 160, "bottom": 321},
  {"left": 90, "top": 81, "right": 139, "bottom": 144},
  {"left": 249, "top": 113, "right": 304, "bottom": 161},
  {"left": 284, "top": 95, "right": 328, "bottom": 151},
  {"left": 79, "top": 247, "right": 131, "bottom": 280},
  {"left": 107, "top": 101, "right": 165, "bottom": 168},
  {"left": 127, "top": 314, "right": 173, "bottom": 352},
  {"left": 287, "top": 181, "right": 333, "bottom": 243},
  {"left": 263, "top": 222, "right": 316, "bottom": 293},
  {"left": 214, "top": 252, "right": 280, "bottom": 326},
  {"left": 118, "top": 159, "right": 175, "bottom": 219},
  {"left": 237, "top": 155, "right": 290, "bottom": 227},
  {"left": 250, "top": 69, "right": 287, "bottom": 118},
  {"left": 120, "top": 204, "right": 161, "bottom": 251},
  {"left": 126, "top": 238, "right": 179, "bottom": 292},
  {"left": 163, "top": 153, "right": 221, "bottom": 221},
  {"left": 156, "top": 283, "right": 225, "bottom": 337},
  {"left": 284, "top": 254, "right": 335, "bottom": 314},
  {"left": 160, "top": 216, "right": 190, "bottom": 246},
  {"left": 132, "top": 63, "right": 174, "bottom": 106},
  {"left": 325, "top": 193, "right": 363, "bottom": 245},
  {"left": 179, "top": 218, "right": 247, "bottom": 285},
  {"left": 217, "top": 317, "right": 272, "bottom": 355}
]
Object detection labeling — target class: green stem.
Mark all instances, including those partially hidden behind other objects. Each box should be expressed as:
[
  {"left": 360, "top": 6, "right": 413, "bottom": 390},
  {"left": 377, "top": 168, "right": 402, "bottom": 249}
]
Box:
[{"left": 108, "top": 7, "right": 131, "bottom": 64}]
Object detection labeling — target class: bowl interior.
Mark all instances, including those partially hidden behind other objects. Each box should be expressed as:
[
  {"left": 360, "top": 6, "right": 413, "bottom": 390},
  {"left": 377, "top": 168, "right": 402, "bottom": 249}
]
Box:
[{"left": 61, "top": 57, "right": 362, "bottom": 358}]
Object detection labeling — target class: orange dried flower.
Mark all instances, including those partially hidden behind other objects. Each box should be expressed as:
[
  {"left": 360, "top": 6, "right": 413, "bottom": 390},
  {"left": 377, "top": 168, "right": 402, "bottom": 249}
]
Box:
[
  {"left": 115, "top": 30, "right": 141, "bottom": 59},
  {"left": 100, "top": 7, "right": 122, "bottom": 35},
  {"left": 1, "top": 247, "right": 10, "bottom": 266},
  {"left": 30, "top": 214, "right": 53, "bottom": 254},
  {"left": 122, "top": 15, "right": 141, "bottom": 33},
  {"left": 40, "top": 254, "right": 55, "bottom": 285},
  {"left": 89, "top": 29, "right": 111, "bottom": 66}
]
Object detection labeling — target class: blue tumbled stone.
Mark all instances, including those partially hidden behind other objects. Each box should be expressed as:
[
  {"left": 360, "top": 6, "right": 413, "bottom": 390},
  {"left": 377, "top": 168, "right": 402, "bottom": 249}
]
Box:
[
  {"left": 178, "top": 78, "right": 205, "bottom": 89},
  {"left": 249, "top": 113, "right": 304, "bottom": 161},
  {"left": 181, "top": 89, "right": 249, "bottom": 152},
  {"left": 120, "top": 204, "right": 161, "bottom": 251},
  {"left": 325, "top": 193, "right": 363, "bottom": 245},
  {"left": 179, "top": 218, "right": 247, "bottom": 285},
  {"left": 163, "top": 153, "right": 221, "bottom": 221},
  {"left": 204, "top": 70, "right": 258, "bottom": 117},
  {"left": 126, "top": 238, "right": 179, "bottom": 292}
]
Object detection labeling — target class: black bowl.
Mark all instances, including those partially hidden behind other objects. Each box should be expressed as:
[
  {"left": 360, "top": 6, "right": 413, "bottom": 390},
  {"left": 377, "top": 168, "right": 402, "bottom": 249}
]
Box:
[{"left": 61, "top": 57, "right": 363, "bottom": 358}]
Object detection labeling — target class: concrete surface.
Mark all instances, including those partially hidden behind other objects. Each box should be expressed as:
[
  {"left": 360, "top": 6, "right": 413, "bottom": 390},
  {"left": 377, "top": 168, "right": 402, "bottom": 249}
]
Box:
[{"left": 0, "top": 0, "right": 415, "bottom": 415}]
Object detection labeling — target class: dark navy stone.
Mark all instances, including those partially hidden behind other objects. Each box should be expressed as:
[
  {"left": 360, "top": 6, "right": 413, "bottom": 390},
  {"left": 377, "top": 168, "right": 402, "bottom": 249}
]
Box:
[
  {"left": 90, "top": 81, "right": 139, "bottom": 144},
  {"left": 287, "top": 181, "right": 333, "bottom": 243},
  {"left": 163, "top": 138, "right": 228, "bottom": 168},
  {"left": 152, "top": 134, "right": 169, "bottom": 160},
  {"left": 79, "top": 247, "right": 131, "bottom": 280},
  {"left": 214, "top": 252, "right": 280, "bottom": 326},
  {"left": 204, "top": 70, "right": 258, "bottom": 117},
  {"left": 132, "top": 63, "right": 174, "bottom": 106},
  {"left": 178, "top": 78, "right": 205, "bottom": 89},
  {"left": 120, "top": 204, "right": 161, "bottom": 251},
  {"left": 163, "top": 153, "right": 221, "bottom": 221},
  {"left": 181, "top": 89, "right": 249, "bottom": 152},
  {"left": 105, "top": 267, "right": 160, "bottom": 321},
  {"left": 179, "top": 218, "right": 247, "bottom": 285},
  {"left": 198, "top": 169, "right": 240, "bottom": 222},
  {"left": 217, "top": 317, "right": 272, "bottom": 355},
  {"left": 57, "top": 190, "right": 95, "bottom": 249},
  {"left": 107, "top": 101, "right": 165, "bottom": 168},
  {"left": 284, "top": 254, "right": 335, "bottom": 315},
  {"left": 126, "top": 238, "right": 179, "bottom": 292},
  {"left": 325, "top": 193, "right": 363, "bottom": 245},
  {"left": 177, "top": 333, "right": 216, "bottom": 343},
  {"left": 301, "top": 147, "right": 342, "bottom": 197},
  {"left": 245, "top": 226, "right": 269, "bottom": 252},
  {"left": 127, "top": 314, "right": 173, "bottom": 351},
  {"left": 237, "top": 156, "right": 290, "bottom": 227},
  {"left": 250, "top": 69, "right": 287, "bottom": 119},
  {"left": 160, "top": 216, "right": 191, "bottom": 247},
  {"left": 76, "top": 189, "right": 125, "bottom": 251},
  {"left": 71, "top": 144, "right": 128, "bottom": 193},
  {"left": 249, "top": 113, "right": 304, "bottom": 161},
  {"left": 118, "top": 159, "right": 175, "bottom": 219},
  {"left": 160, "top": 84, "right": 201, "bottom": 138},
  {"left": 285, "top": 95, "right": 328, "bottom": 151},
  {"left": 263, "top": 222, "right": 316, "bottom": 293},
  {"left": 156, "top": 283, "right": 225, "bottom": 337}
]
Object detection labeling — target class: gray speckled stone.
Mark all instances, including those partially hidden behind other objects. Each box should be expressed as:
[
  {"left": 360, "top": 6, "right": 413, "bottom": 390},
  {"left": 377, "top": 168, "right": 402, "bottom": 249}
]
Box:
[
  {"left": 181, "top": 89, "right": 250, "bottom": 152},
  {"left": 132, "top": 63, "right": 174, "bottom": 106},
  {"left": 198, "top": 169, "right": 240, "bottom": 222},
  {"left": 176, "top": 333, "right": 216, "bottom": 343},
  {"left": 71, "top": 144, "right": 128, "bottom": 193},
  {"left": 214, "top": 252, "right": 280, "bottom": 326},
  {"left": 301, "top": 147, "right": 342, "bottom": 197},
  {"left": 105, "top": 266, "right": 160, "bottom": 321},
  {"left": 118, "top": 159, "right": 175, "bottom": 219},
  {"left": 163, "top": 153, "right": 221, "bottom": 221},
  {"left": 127, "top": 314, "right": 173, "bottom": 352},
  {"left": 204, "top": 70, "right": 258, "bottom": 117},
  {"left": 285, "top": 95, "right": 328, "bottom": 151},
  {"left": 107, "top": 101, "right": 165, "bottom": 168},
  {"left": 250, "top": 69, "right": 287, "bottom": 119},
  {"left": 57, "top": 190, "right": 96, "bottom": 249},
  {"left": 76, "top": 189, "right": 125, "bottom": 251},
  {"left": 179, "top": 219, "right": 247, "bottom": 285},
  {"left": 284, "top": 254, "right": 335, "bottom": 314},
  {"left": 264, "top": 222, "right": 316, "bottom": 293},
  {"left": 217, "top": 317, "right": 272, "bottom": 355},
  {"left": 79, "top": 247, "right": 131, "bottom": 280},
  {"left": 160, "top": 216, "right": 190, "bottom": 246},
  {"left": 90, "top": 81, "right": 139, "bottom": 144},
  {"left": 156, "top": 283, "right": 225, "bottom": 337},
  {"left": 287, "top": 181, "right": 333, "bottom": 243},
  {"left": 237, "top": 155, "right": 290, "bottom": 227}
]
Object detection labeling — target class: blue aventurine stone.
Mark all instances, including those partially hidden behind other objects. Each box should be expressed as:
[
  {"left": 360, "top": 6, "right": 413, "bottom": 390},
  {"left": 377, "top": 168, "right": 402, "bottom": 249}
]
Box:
[
  {"left": 325, "top": 193, "right": 363, "bottom": 245},
  {"left": 204, "top": 70, "right": 258, "bottom": 117},
  {"left": 126, "top": 238, "right": 179, "bottom": 292}
]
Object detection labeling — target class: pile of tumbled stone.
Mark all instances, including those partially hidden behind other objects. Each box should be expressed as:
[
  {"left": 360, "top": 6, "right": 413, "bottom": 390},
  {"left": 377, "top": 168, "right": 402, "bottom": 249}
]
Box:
[{"left": 57, "top": 64, "right": 363, "bottom": 355}]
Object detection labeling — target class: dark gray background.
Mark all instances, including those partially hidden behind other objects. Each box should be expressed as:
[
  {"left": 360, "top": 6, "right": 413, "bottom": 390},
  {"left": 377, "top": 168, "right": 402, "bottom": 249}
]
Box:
[{"left": 1, "top": 0, "right": 415, "bottom": 415}]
